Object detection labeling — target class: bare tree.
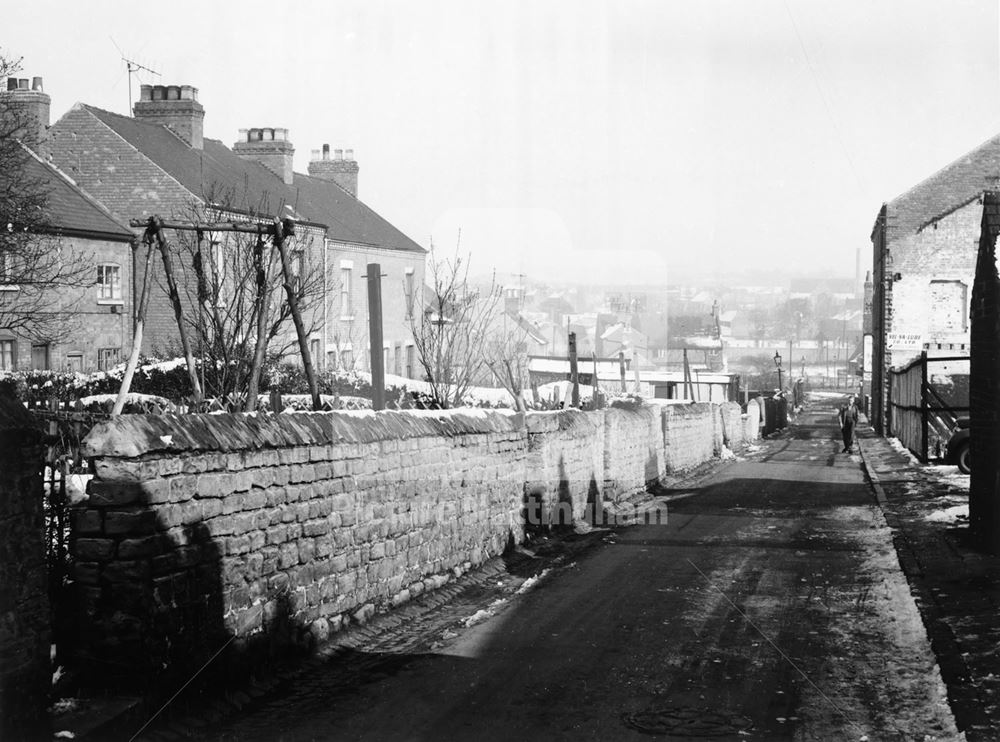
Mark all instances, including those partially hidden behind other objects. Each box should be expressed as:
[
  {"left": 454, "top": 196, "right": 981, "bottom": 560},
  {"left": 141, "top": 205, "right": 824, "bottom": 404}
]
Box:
[
  {"left": 409, "top": 243, "right": 502, "bottom": 408},
  {"left": 0, "top": 50, "right": 93, "bottom": 343},
  {"left": 483, "top": 308, "right": 532, "bottom": 411},
  {"left": 168, "top": 194, "right": 326, "bottom": 408}
]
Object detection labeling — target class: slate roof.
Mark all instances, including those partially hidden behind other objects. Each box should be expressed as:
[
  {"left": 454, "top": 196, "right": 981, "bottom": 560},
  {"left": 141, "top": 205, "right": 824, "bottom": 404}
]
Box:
[
  {"left": 885, "top": 133, "right": 1000, "bottom": 238},
  {"left": 8, "top": 144, "right": 134, "bottom": 241},
  {"left": 80, "top": 105, "right": 424, "bottom": 253}
]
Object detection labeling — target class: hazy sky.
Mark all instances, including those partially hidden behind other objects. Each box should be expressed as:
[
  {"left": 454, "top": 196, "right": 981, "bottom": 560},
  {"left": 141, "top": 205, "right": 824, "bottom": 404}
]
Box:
[{"left": 6, "top": 1, "right": 1000, "bottom": 285}]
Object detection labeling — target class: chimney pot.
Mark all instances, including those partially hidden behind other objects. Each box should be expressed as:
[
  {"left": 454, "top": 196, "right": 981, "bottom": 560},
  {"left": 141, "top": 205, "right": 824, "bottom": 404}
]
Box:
[
  {"left": 6, "top": 78, "right": 17, "bottom": 91},
  {"left": 139, "top": 84, "right": 153, "bottom": 101},
  {"left": 311, "top": 148, "right": 321, "bottom": 161},
  {"left": 18, "top": 79, "right": 28, "bottom": 90},
  {"left": 152, "top": 85, "right": 165, "bottom": 101},
  {"left": 334, "top": 148, "right": 343, "bottom": 161},
  {"left": 31, "top": 77, "right": 43, "bottom": 92},
  {"left": 167, "top": 85, "right": 181, "bottom": 101},
  {"left": 322, "top": 143, "right": 330, "bottom": 160},
  {"left": 345, "top": 149, "right": 354, "bottom": 161},
  {"left": 180, "top": 85, "right": 195, "bottom": 100}
]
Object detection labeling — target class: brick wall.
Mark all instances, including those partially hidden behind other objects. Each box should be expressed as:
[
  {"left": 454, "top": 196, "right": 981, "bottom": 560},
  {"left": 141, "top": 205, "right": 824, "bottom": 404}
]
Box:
[
  {"left": 74, "top": 401, "right": 757, "bottom": 683},
  {"left": 0, "top": 234, "right": 132, "bottom": 372},
  {"left": 0, "top": 397, "right": 50, "bottom": 737}
]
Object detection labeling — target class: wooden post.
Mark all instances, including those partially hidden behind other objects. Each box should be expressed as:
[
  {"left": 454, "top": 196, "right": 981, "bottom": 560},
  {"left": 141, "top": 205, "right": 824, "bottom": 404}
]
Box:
[
  {"left": 147, "top": 217, "right": 203, "bottom": 405},
  {"left": 592, "top": 355, "right": 599, "bottom": 408},
  {"left": 246, "top": 230, "right": 277, "bottom": 412},
  {"left": 568, "top": 331, "right": 580, "bottom": 408},
  {"left": 920, "top": 350, "right": 929, "bottom": 463},
  {"left": 112, "top": 237, "right": 155, "bottom": 415},
  {"left": 274, "top": 218, "right": 321, "bottom": 411},
  {"left": 633, "top": 348, "right": 641, "bottom": 395},
  {"left": 619, "top": 350, "right": 627, "bottom": 393},
  {"left": 367, "top": 263, "right": 386, "bottom": 411}
]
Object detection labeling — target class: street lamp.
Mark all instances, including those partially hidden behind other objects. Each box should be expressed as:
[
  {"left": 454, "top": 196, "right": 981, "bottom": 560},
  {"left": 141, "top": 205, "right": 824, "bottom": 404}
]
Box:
[{"left": 774, "top": 350, "right": 783, "bottom": 391}]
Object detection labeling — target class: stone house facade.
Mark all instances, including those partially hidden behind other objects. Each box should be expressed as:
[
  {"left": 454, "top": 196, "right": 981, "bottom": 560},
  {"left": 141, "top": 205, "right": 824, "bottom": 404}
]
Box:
[
  {"left": 869, "top": 134, "right": 1000, "bottom": 432},
  {"left": 44, "top": 83, "right": 425, "bottom": 376}
]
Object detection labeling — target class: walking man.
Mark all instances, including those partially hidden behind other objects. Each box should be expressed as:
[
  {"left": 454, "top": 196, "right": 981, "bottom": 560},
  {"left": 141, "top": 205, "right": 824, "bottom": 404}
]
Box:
[{"left": 839, "top": 395, "right": 859, "bottom": 454}]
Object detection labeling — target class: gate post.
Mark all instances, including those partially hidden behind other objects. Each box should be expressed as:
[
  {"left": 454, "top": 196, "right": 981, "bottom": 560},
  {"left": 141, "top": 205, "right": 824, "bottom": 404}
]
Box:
[{"left": 0, "top": 395, "right": 50, "bottom": 738}]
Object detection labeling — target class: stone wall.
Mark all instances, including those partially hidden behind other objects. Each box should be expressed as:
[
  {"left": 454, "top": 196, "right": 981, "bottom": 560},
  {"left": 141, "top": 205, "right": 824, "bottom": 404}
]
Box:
[
  {"left": 663, "top": 403, "right": 718, "bottom": 471},
  {"left": 524, "top": 409, "right": 605, "bottom": 528},
  {"left": 0, "top": 397, "right": 50, "bottom": 738},
  {"left": 74, "top": 401, "right": 758, "bottom": 683},
  {"left": 75, "top": 410, "right": 527, "bottom": 682},
  {"left": 602, "top": 404, "right": 664, "bottom": 502}
]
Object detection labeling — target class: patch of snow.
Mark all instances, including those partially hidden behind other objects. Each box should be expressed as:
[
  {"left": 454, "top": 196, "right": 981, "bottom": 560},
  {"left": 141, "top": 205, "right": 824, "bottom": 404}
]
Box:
[
  {"left": 516, "top": 569, "right": 551, "bottom": 595},
  {"left": 925, "top": 504, "right": 968, "bottom": 524},
  {"left": 462, "top": 598, "right": 508, "bottom": 628}
]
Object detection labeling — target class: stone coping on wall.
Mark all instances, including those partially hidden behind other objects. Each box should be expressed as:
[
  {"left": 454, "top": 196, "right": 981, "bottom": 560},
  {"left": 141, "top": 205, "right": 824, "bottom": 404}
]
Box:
[
  {"left": 82, "top": 408, "right": 526, "bottom": 459},
  {"left": 524, "top": 409, "right": 603, "bottom": 434}
]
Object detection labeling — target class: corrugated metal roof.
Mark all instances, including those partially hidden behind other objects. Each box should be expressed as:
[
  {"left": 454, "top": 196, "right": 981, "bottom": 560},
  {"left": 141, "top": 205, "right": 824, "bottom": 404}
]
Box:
[{"left": 82, "top": 105, "right": 424, "bottom": 253}]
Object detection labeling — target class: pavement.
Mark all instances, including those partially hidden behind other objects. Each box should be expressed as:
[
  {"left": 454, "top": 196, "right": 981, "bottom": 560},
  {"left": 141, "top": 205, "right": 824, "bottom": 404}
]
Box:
[
  {"left": 54, "top": 393, "right": 1000, "bottom": 741},
  {"left": 856, "top": 415, "right": 1000, "bottom": 741}
]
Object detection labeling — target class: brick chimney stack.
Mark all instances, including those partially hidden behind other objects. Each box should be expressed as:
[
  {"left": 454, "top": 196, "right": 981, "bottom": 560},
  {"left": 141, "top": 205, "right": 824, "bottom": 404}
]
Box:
[
  {"left": 133, "top": 84, "right": 204, "bottom": 149},
  {"left": 232, "top": 128, "right": 295, "bottom": 185},
  {"left": 308, "top": 143, "right": 359, "bottom": 197},
  {"left": 0, "top": 77, "right": 50, "bottom": 153}
]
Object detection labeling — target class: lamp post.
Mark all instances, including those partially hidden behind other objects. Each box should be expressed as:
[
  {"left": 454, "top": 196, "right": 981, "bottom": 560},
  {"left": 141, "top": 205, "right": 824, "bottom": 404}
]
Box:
[{"left": 774, "top": 350, "right": 783, "bottom": 391}]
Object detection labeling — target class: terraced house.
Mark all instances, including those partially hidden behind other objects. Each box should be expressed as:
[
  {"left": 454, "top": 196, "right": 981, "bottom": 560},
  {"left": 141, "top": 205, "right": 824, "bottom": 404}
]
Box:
[
  {"left": 0, "top": 77, "right": 135, "bottom": 372},
  {"left": 43, "top": 81, "right": 425, "bottom": 376}
]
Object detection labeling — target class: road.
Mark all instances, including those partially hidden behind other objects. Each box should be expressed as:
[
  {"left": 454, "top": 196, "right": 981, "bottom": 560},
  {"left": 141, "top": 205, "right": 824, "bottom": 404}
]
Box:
[{"left": 206, "top": 399, "right": 961, "bottom": 741}]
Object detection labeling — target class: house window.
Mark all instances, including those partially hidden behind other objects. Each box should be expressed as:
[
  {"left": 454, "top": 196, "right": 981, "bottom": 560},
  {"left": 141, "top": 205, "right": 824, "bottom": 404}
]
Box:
[
  {"left": 97, "top": 347, "right": 121, "bottom": 371},
  {"left": 394, "top": 344, "right": 402, "bottom": 376},
  {"left": 340, "top": 267, "right": 352, "bottom": 317},
  {"left": 292, "top": 250, "right": 305, "bottom": 291},
  {"left": 0, "top": 339, "right": 16, "bottom": 370},
  {"left": 340, "top": 348, "right": 354, "bottom": 370},
  {"left": 406, "top": 345, "right": 415, "bottom": 379},
  {"left": 309, "top": 338, "right": 320, "bottom": 367},
  {"left": 382, "top": 346, "right": 390, "bottom": 372},
  {"left": 405, "top": 269, "right": 415, "bottom": 319},
  {"left": 929, "top": 280, "right": 967, "bottom": 334},
  {"left": 31, "top": 343, "right": 49, "bottom": 370},
  {"left": 0, "top": 252, "right": 12, "bottom": 284},
  {"left": 97, "top": 264, "right": 122, "bottom": 300},
  {"left": 66, "top": 352, "right": 83, "bottom": 373}
]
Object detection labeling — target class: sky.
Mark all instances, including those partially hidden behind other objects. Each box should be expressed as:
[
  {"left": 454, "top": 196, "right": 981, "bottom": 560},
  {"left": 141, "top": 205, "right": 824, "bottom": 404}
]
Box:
[{"left": 5, "top": 0, "right": 1000, "bottom": 286}]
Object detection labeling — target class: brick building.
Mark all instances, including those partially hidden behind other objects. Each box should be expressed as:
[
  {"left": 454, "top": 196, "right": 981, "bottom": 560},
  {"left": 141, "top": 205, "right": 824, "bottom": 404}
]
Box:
[
  {"left": 868, "top": 134, "right": 1000, "bottom": 432},
  {"left": 0, "top": 77, "right": 135, "bottom": 372},
  {"left": 45, "top": 83, "right": 425, "bottom": 375}
]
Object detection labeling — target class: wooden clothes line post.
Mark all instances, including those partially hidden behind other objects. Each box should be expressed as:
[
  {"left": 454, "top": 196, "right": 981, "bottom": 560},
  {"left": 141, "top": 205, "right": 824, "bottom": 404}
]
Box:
[{"left": 113, "top": 216, "right": 321, "bottom": 413}]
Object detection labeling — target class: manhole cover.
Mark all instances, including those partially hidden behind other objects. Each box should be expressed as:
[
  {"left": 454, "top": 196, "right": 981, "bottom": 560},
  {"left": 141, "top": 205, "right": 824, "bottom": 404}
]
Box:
[{"left": 623, "top": 706, "right": 754, "bottom": 737}]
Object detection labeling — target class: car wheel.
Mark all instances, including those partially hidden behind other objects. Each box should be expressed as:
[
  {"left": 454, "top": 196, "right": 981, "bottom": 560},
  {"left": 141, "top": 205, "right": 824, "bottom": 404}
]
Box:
[{"left": 957, "top": 441, "right": 971, "bottom": 475}]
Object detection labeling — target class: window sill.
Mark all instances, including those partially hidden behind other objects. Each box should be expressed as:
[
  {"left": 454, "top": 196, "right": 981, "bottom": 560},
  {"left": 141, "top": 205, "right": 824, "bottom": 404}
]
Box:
[
  {"left": 340, "top": 315, "right": 355, "bottom": 322},
  {"left": 0, "top": 285, "right": 19, "bottom": 292},
  {"left": 97, "top": 299, "right": 125, "bottom": 306}
]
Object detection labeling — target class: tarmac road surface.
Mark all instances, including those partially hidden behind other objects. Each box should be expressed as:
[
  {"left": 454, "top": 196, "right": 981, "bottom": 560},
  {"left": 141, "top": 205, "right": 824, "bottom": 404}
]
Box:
[{"left": 205, "top": 400, "right": 961, "bottom": 741}]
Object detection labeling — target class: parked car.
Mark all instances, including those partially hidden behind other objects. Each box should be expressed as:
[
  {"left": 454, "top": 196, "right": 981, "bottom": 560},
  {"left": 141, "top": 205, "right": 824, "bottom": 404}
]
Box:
[{"left": 945, "top": 417, "right": 970, "bottom": 475}]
